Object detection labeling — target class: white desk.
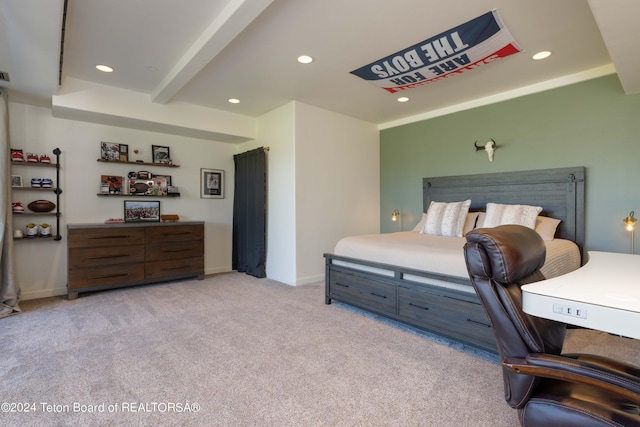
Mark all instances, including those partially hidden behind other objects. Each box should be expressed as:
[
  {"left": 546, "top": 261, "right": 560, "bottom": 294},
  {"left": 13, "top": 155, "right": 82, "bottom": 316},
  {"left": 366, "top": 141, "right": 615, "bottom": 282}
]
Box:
[{"left": 522, "top": 251, "right": 640, "bottom": 339}]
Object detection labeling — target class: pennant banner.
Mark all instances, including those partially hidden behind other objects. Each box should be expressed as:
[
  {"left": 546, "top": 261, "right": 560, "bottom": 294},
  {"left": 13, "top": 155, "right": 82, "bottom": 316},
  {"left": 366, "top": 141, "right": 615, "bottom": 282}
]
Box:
[{"left": 350, "top": 10, "right": 522, "bottom": 94}]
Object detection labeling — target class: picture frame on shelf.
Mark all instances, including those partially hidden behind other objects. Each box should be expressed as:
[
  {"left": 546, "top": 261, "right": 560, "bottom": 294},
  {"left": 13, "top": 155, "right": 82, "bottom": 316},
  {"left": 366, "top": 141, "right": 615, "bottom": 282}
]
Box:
[
  {"left": 153, "top": 174, "right": 172, "bottom": 186},
  {"left": 101, "top": 175, "right": 123, "bottom": 194},
  {"left": 124, "top": 200, "right": 160, "bottom": 223},
  {"left": 101, "top": 141, "right": 121, "bottom": 161},
  {"left": 151, "top": 145, "right": 171, "bottom": 164},
  {"left": 118, "top": 143, "right": 129, "bottom": 161},
  {"left": 11, "top": 175, "right": 23, "bottom": 187},
  {"left": 201, "top": 168, "right": 224, "bottom": 199},
  {"left": 151, "top": 176, "right": 169, "bottom": 196}
]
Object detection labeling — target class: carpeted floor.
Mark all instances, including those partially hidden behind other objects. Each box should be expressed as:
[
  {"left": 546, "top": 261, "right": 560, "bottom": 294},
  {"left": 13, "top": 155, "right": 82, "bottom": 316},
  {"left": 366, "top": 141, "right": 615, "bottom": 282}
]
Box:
[{"left": 2, "top": 272, "right": 638, "bottom": 426}]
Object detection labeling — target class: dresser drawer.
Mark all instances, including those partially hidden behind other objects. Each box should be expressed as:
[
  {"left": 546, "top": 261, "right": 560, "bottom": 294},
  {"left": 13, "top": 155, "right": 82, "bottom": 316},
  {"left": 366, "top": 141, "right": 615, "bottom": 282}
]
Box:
[
  {"left": 146, "top": 240, "right": 204, "bottom": 262},
  {"left": 329, "top": 270, "right": 396, "bottom": 314},
  {"left": 145, "top": 257, "right": 204, "bottom": 280},
  {"left": 68, "top": 227, "right": 145, "bottom": 249},
  {"left": 68, "top": 263, "right": 145, "bottom": 290},
  {"left": 146, "top": 224, "right": 204, "bottom": 244},
  {"left": 69, "top": 245, "right": 144, "bottom": 268}
]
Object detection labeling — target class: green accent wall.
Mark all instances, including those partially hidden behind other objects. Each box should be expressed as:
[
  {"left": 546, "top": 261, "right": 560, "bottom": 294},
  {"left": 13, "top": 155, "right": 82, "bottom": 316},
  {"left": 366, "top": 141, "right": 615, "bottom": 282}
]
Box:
[{"left": 380, "top": 74, "right": 640, "bottom": 253}]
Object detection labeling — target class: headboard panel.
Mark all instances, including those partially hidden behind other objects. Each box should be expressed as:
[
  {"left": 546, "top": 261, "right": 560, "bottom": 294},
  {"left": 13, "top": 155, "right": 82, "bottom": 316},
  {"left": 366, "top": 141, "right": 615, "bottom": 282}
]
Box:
[{"left": 423, "top": 167, "right": 585, "bottom": 257}]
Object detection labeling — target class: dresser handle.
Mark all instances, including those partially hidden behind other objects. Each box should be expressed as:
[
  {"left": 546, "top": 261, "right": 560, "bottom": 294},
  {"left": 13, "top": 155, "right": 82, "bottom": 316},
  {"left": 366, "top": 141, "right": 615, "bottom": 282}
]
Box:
[
  {"left": 89, "top": 235, "right": 131, "bottom": 240},
  {"left": 334, "top": 282, "right": 349, "bottom": 288},
  {"left": 409, "top": 302, "right": 429, "bottom": 311},
  {"left": 370, "top": 292, "right": 387, "bottom": 299},
  {"left": 88, "top": 254, "right": 128, "bottom": 260},
  {"left": 161, "top": 249, "right": 189, "bottom": 253},
  {"left": 466, "top": 318, "right": 491, "bottom": 328},
  {"left": 161, "top": 266, "right": 189, "bottom": 271},
  {"left": 161, "top": 232, "right": 191, "bottom": 237},
  {"left": 88, "top": 273, "right": 130, "bottom": 280}
]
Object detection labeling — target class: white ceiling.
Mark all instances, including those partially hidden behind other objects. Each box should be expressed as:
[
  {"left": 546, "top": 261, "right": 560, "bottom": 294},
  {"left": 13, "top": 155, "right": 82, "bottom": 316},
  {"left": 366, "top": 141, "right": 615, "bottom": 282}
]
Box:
[{"left": 1, "top": 0, "right": 638, "bottom": 132}]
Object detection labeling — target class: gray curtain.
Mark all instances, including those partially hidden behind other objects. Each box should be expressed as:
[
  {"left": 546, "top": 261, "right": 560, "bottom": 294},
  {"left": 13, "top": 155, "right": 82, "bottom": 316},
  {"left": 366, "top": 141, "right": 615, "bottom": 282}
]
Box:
[
  {"left": 232, "top": 147, "right": 267, "bottom": 278},
  {"left": 0, "top": 90, "right": 20, "bottom": 317}
]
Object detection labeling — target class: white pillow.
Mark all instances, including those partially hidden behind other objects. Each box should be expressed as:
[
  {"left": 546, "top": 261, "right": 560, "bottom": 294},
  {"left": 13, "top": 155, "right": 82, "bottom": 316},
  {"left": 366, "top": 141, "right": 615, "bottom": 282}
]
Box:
[
  {"left": 535, "top": 216, "right": 562, "bottom": 241},
  {"left": 412, "top": 213, "right": 428, "bottom": 231},
  {"left": 421, "top": 200, "right": 471, "bottom": 237},
  {"left": 476, "top": 212, "right": 486, "bottom": 228},
  {"left": 482, "top": 203, "right": 543, "bottom": 229}
]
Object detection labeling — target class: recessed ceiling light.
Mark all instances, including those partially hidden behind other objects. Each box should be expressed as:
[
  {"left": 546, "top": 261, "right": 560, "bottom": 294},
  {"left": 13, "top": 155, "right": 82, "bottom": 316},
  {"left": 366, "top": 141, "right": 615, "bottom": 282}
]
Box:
[
  {"left": 532, "top": 51, "right": 552, "bottom": 60},
  {"left": 228, "top": 98, "right": 240, "bottom": 104},
  {"left": 397, "top": 97, "right": 410, "bottom": 103},
  {"left": 96, "top": 64, "right": 114, "bottom": 73},
  {"left": 297, "top": 55, "right": 313, "bottom": 64}
]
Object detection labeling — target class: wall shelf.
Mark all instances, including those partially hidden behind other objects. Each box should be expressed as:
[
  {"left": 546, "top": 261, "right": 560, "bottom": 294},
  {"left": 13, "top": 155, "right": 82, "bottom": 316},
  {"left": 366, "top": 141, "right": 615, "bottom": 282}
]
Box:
[
  {"left": 11, "top": 148, "right": 62, "bottom": 241},
  {"left": 12, "top": 187, "right": 61, "bottom": 193},
  {"left": 11, "top": 161, "right": 58, "bottom": 168},
  {"left": 13, "top": 212, "right": 62, "bottom": 216},
  {"left": 96, "top": 159, "right": 180, "bottom": 168},
  {"left": 96, "top": 194, "right": 180, "bottom": 197}
]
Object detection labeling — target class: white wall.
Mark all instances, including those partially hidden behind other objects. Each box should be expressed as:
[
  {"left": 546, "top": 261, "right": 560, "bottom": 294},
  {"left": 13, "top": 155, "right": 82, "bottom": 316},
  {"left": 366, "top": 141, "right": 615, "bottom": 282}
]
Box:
[
  {"left": 294, "top": 103, "right": 380, "bottom": 285},
  {"left": 244, "top": 103, "right": 297, "bottom": 285},
  {"left": 9, "top": 102, "right": 237, "bottom": 300}
]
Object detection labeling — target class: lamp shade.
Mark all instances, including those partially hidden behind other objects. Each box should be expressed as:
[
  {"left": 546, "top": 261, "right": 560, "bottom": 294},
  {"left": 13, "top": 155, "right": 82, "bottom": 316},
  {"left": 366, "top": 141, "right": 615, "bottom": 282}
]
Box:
[{"left": 624, "top": 211, "right": 637, "bottom": 231}]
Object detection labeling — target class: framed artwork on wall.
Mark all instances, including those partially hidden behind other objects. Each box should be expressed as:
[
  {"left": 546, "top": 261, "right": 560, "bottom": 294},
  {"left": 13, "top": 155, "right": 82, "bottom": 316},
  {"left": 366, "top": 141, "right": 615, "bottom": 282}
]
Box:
[
  {"left": 152, "top": 145, "right": 171, "bottom": 164},
  {"left": 201, "top": 168, "right": 224, "bottom": 199},
  {"left": 124, "top": 200, "right": 160, "bottom": 222}
]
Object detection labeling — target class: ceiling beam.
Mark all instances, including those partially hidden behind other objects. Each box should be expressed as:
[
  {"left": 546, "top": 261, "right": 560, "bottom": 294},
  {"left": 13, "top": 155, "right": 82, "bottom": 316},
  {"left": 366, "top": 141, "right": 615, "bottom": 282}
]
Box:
[{"left": 150, "top": 0, "right": 273, "bottom": 104}]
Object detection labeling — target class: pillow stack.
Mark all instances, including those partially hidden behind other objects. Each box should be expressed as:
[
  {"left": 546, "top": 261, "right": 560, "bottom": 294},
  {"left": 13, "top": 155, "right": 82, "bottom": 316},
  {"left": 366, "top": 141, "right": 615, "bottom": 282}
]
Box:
[{"left": 413, "top": 202, "right": 561, "bottom": 240}]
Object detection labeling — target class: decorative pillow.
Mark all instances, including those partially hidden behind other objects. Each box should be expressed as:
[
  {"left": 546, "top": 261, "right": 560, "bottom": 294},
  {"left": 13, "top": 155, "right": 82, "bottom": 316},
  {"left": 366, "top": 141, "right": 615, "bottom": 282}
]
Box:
[
  {"left": 535, "top": 216, "right": 562, "bottom": 241},
  {"left": 412, "top": 213, "right": 428, "bottom": 231},
  {"left": 421, "top": 199, "right": 471, "bottom": 237},
  {"left": 476, "top": 212, "right": 486, "bottom": 229},
  {"left": 463, "top": 212, "right": 480, "bottom": 235},
  {"left": 482, "top": 203, "right": 543, "bottom": 229}
]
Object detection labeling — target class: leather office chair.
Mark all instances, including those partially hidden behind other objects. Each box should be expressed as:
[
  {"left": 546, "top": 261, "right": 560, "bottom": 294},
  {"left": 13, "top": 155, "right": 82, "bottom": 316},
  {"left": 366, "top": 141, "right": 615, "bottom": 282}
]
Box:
[{"left": 464, "top": 225, "right": 640, "bottom": 427}]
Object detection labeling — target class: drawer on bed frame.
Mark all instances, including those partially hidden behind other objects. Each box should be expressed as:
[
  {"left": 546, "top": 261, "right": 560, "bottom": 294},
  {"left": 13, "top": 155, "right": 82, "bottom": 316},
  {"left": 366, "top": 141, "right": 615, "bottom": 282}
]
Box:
[
  {"left": 328, "top": 270, "right": 397, "bottom": 315},
  {"left": 397, "top": 284, "right": 496, "bottom": 352}
]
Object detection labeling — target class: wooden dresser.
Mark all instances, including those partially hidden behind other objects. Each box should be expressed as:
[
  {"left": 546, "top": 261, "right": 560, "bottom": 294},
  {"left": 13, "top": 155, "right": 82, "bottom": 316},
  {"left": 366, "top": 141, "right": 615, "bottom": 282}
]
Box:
[{"left": 67, "top": 222, "right": 204, "bottom": 299}]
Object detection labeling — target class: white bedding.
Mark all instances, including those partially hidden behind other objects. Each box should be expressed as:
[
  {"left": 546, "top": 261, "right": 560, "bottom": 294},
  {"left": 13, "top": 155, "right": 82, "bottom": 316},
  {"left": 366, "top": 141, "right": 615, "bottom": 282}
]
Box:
[{"left": 333, "top": 230, "right": 581, "bottom": 282}]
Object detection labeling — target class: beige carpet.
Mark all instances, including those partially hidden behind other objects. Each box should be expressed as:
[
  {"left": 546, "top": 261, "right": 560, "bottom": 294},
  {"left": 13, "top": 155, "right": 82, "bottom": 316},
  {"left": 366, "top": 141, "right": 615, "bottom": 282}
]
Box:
[{"left": 2, "top": 273, "right": 638, "bottom": 427}]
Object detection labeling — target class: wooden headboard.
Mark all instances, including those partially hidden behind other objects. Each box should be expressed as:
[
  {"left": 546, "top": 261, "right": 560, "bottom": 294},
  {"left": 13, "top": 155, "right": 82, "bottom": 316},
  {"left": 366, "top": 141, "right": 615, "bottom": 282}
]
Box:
[{"left": 423, "top": 167, "right": 585, "bottom": 258}]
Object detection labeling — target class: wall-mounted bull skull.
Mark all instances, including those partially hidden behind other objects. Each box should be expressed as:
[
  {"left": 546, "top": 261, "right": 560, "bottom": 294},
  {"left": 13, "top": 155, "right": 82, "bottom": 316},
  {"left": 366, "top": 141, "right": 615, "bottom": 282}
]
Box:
[{"left": 474, "top": 139, "right": 497, "bottom": 162}]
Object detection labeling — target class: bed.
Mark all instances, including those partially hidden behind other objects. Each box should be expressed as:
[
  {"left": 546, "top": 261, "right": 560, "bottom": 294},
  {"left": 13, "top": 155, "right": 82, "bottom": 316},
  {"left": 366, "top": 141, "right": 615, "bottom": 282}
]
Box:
[{"left": 324, "top": 167, "right": 585, "bottom": 353}]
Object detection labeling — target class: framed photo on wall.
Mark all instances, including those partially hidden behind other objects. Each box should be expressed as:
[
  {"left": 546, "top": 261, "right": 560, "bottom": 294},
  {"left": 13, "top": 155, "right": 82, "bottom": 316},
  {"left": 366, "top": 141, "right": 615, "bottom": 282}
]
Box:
[
  {"left": 201, "top": 168, "right": 224, "bottom": 199},
  {"left": 124, "top": 200, "right": 160, "bottom": 222},
  {"left": 152, "top": 145, "right": 171, "bottom": 164}
]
